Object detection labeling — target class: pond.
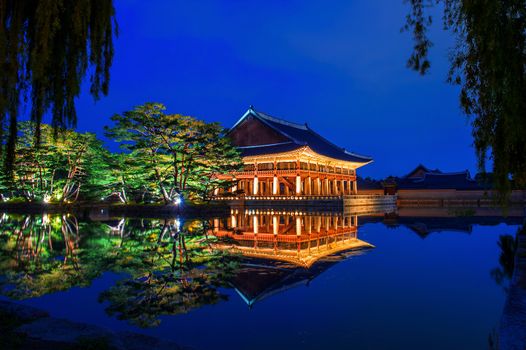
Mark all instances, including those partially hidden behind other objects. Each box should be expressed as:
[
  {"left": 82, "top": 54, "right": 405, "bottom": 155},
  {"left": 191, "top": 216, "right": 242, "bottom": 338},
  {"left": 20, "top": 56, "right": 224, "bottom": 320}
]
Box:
[{"left": 0, "top": 207, "right": 523, "bottom": 350}]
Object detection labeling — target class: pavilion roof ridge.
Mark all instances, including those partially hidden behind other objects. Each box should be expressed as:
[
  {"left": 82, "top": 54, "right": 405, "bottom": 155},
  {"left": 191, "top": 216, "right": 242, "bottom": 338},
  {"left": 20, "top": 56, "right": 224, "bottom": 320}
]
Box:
[
  {"left": 252, "top": 108, "right": 308, "bottom": 130},
  {"left": 237, "top": 141, "right": 295, "bottom": 149}
]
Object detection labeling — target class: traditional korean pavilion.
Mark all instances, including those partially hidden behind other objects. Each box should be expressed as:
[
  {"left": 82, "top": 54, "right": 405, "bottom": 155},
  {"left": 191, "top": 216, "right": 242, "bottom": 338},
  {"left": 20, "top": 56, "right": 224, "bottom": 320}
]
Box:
[{"left": 218, "top": 106, "right": 372, "bottom": 197}]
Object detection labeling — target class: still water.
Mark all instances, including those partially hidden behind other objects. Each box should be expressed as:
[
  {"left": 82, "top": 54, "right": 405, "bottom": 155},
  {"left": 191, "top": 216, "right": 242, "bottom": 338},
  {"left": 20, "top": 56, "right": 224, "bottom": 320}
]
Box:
[{"left": 0, "top": 208, "right": 523, "bottom": 349}]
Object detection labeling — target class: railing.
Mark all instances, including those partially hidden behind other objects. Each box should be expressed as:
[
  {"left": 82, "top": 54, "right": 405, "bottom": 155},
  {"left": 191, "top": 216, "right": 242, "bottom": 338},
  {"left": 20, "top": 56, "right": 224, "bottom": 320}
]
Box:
[
  {"left": 230, "top": 169, "right": 356, "bottom": 177},
  {"left": 212, "top": 195, "right": 344, "bottom": 201}
]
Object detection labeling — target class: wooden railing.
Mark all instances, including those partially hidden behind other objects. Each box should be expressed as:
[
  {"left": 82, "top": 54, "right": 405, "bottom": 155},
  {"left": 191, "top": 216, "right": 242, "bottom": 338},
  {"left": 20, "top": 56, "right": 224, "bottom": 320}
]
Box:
[{"left": 213, "top": 195, "right": 344, "bottom": 201}]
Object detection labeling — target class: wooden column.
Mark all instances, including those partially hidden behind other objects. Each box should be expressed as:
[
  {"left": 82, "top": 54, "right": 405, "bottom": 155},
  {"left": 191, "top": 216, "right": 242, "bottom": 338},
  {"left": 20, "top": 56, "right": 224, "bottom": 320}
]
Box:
[
  {"left": 296, "top": 175, "right": 302, "bottom": 195},
  {"left": 273, "top": 176, "right": 278, "bottom": 195},
  {"left": 252, "top": 215, "right": 258, "bottom": 234},
  {"left": 253, "top": 176, "right": 259, "bottom": 195},
  {"left": 296, "top": 217, "right": 302, "bottom": 236}
]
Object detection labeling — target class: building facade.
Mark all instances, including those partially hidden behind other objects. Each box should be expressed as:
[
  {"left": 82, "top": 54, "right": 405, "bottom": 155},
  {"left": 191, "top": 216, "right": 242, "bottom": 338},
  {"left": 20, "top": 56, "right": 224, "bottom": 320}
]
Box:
[{"left": 216, "top": 107, "right": 372, "bottom": 197}]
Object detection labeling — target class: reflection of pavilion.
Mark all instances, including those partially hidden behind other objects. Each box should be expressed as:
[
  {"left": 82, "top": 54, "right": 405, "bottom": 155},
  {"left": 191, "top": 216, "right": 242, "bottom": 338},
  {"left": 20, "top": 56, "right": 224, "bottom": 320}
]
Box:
[
  {"left": 210, "top": 209, "right": 373, "bottom": 307},
  {"left": 210, "top": 209, "right": 373, "bottom": 268}
]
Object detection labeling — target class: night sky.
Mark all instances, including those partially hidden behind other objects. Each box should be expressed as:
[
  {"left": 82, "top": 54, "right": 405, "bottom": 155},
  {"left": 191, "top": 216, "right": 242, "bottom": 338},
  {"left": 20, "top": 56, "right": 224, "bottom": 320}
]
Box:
[{"left": 74, "top": 0, "right": 478, "bottom": 179}]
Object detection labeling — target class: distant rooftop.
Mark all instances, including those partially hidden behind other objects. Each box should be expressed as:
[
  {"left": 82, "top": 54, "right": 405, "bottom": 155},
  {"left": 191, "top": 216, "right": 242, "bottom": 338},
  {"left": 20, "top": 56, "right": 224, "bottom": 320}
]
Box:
[{"left": 397, "top": 165, "right": 482, "bottom": 190}]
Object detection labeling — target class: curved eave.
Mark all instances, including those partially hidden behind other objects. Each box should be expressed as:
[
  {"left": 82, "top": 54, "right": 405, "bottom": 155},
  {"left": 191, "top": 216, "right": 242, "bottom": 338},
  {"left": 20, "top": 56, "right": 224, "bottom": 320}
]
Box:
[{"left": 241, "top": 145, "right": 373, "bottom": 169}]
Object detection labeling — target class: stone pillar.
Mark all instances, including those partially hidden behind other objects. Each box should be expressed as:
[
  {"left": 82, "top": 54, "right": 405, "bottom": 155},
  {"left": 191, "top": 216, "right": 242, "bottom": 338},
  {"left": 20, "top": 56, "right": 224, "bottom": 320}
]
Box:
[
  {"left": 273, "top": 176, "right": 278, "bottom": 195},
  {"left": 253, "top": 176, "right": 259, "bottom": 196},
  {"left": 296, "top": 175, "right": 302, "bottom": 195}
]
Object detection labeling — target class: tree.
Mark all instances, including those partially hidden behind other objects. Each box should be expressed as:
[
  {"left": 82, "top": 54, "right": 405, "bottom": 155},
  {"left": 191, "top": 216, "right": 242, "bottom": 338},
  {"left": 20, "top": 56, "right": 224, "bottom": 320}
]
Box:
[
  {"left": 0, "top": 0, "right": 117, "bottom": 170},
  {"left": 106, "top": 152, "right": 154, "bottom": 204},
  {"left": 105, "top": 103, "right": 242, "bottom": 203},
  {"left": 1, "top": 122, "right": 112, "bottom": 203},
  {"left": 404, "top": 0, "right": 526, "bottom": 196}
]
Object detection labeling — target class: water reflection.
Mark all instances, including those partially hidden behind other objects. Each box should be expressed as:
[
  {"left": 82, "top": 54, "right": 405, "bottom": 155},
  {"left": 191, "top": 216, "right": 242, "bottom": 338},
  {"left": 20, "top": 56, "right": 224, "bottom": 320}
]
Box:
[
  {"left": 0, "top": 208, "right": 521, "bottom": 334},
  {"left": 0, "top": 210, "right": 375, "bottom": 326},
  {"left": 0, "top": 214, "right": 237, "bottom": 327},
  {"left": 211, "top": 209, "right": 372, "bottom": 268}
]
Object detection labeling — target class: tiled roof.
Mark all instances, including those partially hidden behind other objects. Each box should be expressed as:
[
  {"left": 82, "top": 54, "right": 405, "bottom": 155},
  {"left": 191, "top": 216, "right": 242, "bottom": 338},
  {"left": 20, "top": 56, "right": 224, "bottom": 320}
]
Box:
[
  {"left": 397, "top": 171, "right": 482, "bottom": 190},
  {"left": 231, "top": 107, "right": 372, "bottom": 164},
  {"left": 403, "top": 164, "right": 442, "bottom": 178}
]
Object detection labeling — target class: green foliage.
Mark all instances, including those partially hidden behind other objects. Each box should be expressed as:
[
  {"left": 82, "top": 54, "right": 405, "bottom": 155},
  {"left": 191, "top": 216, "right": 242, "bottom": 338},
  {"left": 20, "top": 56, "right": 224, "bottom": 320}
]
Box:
[
  {"left": 404, "top": 0, "right": 526, "bottom": 197},
  {"left": 105, "top": 103, "right": 242, "bottom": 203},
  {"left": 0, "top": 122, "right": 113, "bottom": 203},
  {"left": 0, "top": 0, "right": 117, "bottom": 170}
]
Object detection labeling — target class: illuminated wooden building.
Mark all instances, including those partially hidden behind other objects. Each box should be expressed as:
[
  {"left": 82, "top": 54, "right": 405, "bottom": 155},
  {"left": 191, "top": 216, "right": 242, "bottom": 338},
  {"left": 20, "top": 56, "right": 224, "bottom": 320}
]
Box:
[{"left": 217, "top": 107, "right": 372, "bottom": 197}]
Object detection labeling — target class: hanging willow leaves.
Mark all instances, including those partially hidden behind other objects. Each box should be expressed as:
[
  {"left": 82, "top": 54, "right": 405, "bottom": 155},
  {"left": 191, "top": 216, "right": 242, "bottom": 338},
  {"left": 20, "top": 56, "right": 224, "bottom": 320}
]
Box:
[
  {"left": 404, "top": 0, "right": 526, "bottom": 198},
  {"left": 0, "top": 0, "right": 117, "bottom": 171}
]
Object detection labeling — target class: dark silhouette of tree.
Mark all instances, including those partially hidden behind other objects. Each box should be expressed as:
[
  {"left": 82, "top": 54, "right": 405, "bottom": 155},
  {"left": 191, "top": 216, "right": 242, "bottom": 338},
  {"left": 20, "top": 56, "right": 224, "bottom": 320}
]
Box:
[
  {"left": 0, "top": 0, "right": 117, "bottom": 171},
  {"left": 404, "top": 1, "right": 526, "bottom": 197}
]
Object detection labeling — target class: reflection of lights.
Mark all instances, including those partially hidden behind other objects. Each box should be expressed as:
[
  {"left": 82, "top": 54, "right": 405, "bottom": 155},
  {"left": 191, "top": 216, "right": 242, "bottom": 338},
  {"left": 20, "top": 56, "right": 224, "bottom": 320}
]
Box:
[
  {"left": 175, "top": 219, "right": 181, "bottom": 231},
  {"left": 173, "top": 197, "right": 181, "bottom": 205},
  {"left": 43, "top": 195, "right": 50, "bottom": 203}
]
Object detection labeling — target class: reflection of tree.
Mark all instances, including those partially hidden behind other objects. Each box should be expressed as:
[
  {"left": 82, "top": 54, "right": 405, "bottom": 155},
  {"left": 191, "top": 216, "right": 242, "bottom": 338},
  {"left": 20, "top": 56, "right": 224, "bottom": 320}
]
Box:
[
  {"left": 99, "top": 219, "right": 237, "bottom": 328},
  {"left": 0, "top": 214, "right": 117, "bottom": 298},
  {"left": 491, "top": 232, "right": 519, "bottom": 290},
  {"left": 0, "top": 214, "right": 238, "bottom": 327}
]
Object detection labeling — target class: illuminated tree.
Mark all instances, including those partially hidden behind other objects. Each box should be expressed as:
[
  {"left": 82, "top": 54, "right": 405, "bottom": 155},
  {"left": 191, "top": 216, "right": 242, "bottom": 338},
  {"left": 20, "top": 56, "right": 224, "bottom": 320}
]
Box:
[
  {"left": 105, "top": 103, "right": 242, "bottom": 203},
  {"left": 1, "top": 122, "right": 112, "bottom": 203}
]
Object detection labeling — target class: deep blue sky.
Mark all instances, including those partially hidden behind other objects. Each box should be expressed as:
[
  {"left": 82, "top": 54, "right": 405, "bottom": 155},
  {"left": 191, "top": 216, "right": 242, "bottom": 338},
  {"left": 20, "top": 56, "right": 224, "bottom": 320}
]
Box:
[{"left": 74, "top": 0, "right": 477, "bottom": 179}]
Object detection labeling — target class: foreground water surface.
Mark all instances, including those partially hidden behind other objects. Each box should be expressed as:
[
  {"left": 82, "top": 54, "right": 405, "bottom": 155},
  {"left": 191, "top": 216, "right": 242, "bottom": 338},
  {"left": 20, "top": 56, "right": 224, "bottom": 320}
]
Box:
[{"left": 0, "top": 207, "right": 523, "bottom": 350}]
